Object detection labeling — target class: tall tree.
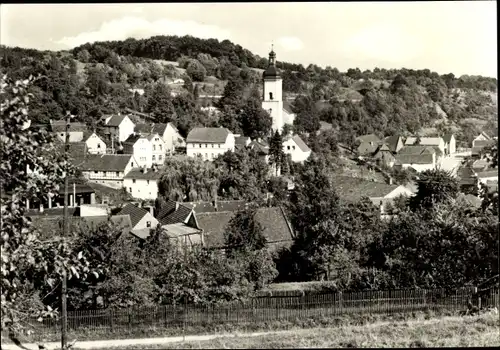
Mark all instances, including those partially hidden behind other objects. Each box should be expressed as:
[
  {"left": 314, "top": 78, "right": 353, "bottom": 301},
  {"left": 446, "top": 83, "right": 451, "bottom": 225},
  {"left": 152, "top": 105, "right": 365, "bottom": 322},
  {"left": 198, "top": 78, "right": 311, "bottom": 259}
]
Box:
[{"left": 269, "top": 130, "right": 285, "bottom": 176}]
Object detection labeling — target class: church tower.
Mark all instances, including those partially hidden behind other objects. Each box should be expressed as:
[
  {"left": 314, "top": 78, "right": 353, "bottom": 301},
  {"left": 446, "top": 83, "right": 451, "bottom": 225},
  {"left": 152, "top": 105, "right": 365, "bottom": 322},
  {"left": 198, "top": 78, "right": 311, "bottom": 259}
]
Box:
[{"left": 262, "top": 48, "right": 284, "bottom": 133}]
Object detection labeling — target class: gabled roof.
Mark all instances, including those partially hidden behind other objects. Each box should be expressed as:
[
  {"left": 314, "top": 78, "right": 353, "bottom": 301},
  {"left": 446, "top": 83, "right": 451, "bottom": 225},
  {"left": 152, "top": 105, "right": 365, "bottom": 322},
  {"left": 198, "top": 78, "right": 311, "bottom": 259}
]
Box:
[
  {"left": 135, "top": 123, "right": 171, "bottom": 136},
  {"left": 395, "top": 146, "right": 436, "bottom": 164},
  {"left": 164, "top": 223, "right": 202, "bottom": 238},
  {"left": 183, "top": 200, "right": 248, "bottom": 214},
  {"left": 235, "top": 136, "right": 251, "bottom": 146},
  {"left": 123, "top": 134, "right": 143, "bottom": 146},
  {"left": 477, "top": 131, "right": 493, "bottom": 140},
  {"left": 249, "top": 140, "right": 270, "bottom": 155},
  {"left": 196, "top": 207, "right": 294, "bottom": 249},
  {"left": 186, "top": 127, "right": 231, "bottom": 143},
  {"left": 159, "top": 204, "right": 193, "bottom": 226},
  {"left": 442, "top": 133, "right": 454, "bottom": 143},
  {"left": 473, "top": 139, "right": 496, "bottom": 148},
  {"left": 124, "top": 167, "right": 163, "bottom": 180},
  {"left": 290, "top": 135, "right": 311, "bottom": 153},
  {"left": 283, "top": 101, "right": 294, "bottom": 114},
  {"left": 398, "top": 145, "right": 436, "bottom": 155},
  {"left": 105, "top": 115, "right": 130, "bottom": 127},
  {"left": 117, "top": 204, "right": 149, "bottom": 227},
  {"left": 405, "top": 137, "right": 443, "bottom": 146},
  {"left": 79, "top": 154, "right": 133, "bottom": 172},
  {"left": 332, "top": 176, "right": 402, "bottom": 202},
  {"left": 156, "top": 199, "right": 178, "bottom": 221},
  {"left": 356, "top": 134, "right": 381, "bottom": 144},
  {"left": 50, "top": 121, "right": 87, "bottom": 133},
  {"left": 358, "top": 142, "right": 379, "bottom": 156},
  {"left": 384, "top": 135, "right": 402, "bottom": 153}
]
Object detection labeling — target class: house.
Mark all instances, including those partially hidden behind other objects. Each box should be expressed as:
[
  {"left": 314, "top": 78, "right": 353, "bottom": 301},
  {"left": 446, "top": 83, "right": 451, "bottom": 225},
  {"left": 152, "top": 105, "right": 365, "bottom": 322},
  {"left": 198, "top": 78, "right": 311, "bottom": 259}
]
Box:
[
  {"left": 261, "top": 49, "right": 295, "bottom": 132},
  {"left": 476, "top": 169, "right": 498, "bottom": 185},
  {"left": 442, "top": 133, "right": 456, "bottom": 155},
  {"left": 234, "top": 135, "right": 251, "bottom": 150},
  {"left": 79, "top": 154, "right": 137, "bottom": 189},
  {"left": 373, "top": 143, "right": 396, "bottom": 167},
  {"left": 117, "top": 203, "right": 159, "bottom": 239},
  {"left": 332, "top": 176, "right": 415, "bottom": 216},
  {"left": 123, "top": 133, "right": 166, "bottom": 168},
  {"left": 472, "top": 131, "right": 494, "bottom": 148},
  {"left": 50, "top": 120, "right": 87, "bottom": 143},
  {"left": 394, "top": 145, "right": 439, "bottom": 172},
  {"left": 356, "top": 134, "right": 382, "bottom": 156},
  {"left": 283, "top": 134, "right": 311, "bottom": 163},
  {"left": 384, "top": 135, "right": 405, "bottom": 154},
  {"left": 404, "top": 136, "right": 445, "bottom": 155},
  {"left": 471, "top": 137, "right": 496, "bottom": 158},
  {"left": 195, "top": 206, "right": 295, "bottom": 251},
  {"left": 186, "top": 127, "right": 235, "bottom": 161},
  {"left": 123, "top": 166, "right": 163, "bottom": 200},
  {"left": 83, "top": 131, "right": 107, "bottom": 155},
  {"left": 104, "top": 114, "right": 135, "bottom": 142},
  {"left": 134, "top": 123, "right": 185, "bottom": 154},
  {"left": 162, "top": 223, "right": 204, "bottom": 249}
]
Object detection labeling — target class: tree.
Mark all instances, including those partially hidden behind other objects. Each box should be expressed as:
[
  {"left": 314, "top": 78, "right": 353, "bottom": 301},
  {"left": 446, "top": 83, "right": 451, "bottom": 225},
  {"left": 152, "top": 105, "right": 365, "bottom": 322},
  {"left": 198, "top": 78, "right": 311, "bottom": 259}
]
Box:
[
  {"left": 1, "top": 75, "right": 92, "bottom": 339},
  {"left": 409, "top": 169, "right": 459, "bottom": 211},
  {"left": 269, "top": 130, "right": 285, "bottom": 176},
  {"left": 146, "top": 82, "right": 177, "bottom": 123},
  {"left": 239, "top": 96, "right": 272, "bottom": 139},
  {"left": 186, "top": 59, "right": 206, "bottom": 82},
  {"left": 292, "top": 95, "right": 320, "bottom": 134}
]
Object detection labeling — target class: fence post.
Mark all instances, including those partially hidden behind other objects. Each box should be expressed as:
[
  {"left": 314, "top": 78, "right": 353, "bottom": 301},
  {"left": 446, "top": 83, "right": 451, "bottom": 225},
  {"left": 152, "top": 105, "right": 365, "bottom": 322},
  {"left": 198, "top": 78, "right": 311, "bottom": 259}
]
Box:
[
  {"left": 109, "top": 309, "right": 114, "bottom": 333},
  {"left": 127, "top": 308, "right": 132, "bottom": 331}
]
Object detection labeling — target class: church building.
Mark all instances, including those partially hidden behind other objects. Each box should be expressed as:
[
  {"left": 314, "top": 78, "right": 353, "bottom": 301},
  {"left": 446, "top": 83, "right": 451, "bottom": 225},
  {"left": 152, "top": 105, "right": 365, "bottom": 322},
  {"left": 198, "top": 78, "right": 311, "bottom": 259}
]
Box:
[{"left": 262, "top": 49, "right": 295, "bottom": 133}]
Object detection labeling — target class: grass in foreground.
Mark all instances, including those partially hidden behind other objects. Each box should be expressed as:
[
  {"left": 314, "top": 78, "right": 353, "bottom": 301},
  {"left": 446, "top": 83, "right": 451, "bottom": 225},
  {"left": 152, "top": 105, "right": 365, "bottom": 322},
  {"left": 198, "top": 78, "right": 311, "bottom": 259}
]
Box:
[{"left": 83, "top": 312, "right": 500, "bottom": 349}]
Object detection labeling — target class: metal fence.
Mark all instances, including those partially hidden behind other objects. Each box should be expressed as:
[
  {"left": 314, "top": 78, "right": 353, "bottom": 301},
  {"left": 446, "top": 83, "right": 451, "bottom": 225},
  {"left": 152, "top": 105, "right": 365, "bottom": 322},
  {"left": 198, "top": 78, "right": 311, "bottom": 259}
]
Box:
[{"left": 27, "top": 286, "right": 498, "bottom": 342}]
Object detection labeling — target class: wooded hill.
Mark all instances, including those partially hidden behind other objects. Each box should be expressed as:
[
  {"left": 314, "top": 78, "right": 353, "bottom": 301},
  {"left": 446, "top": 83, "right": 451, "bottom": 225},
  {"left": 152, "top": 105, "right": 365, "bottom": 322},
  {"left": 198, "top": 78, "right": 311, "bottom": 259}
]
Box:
[{"left": 0, "top": 35, "right": 497, "bottom": 146}]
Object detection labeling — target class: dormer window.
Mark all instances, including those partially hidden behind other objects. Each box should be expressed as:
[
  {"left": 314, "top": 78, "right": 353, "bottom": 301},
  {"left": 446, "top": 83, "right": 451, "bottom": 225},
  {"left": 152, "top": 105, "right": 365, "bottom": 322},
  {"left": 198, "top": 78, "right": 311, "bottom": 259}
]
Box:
[{"left": 269, "top": 92, "right": 273, "bottom": 100}]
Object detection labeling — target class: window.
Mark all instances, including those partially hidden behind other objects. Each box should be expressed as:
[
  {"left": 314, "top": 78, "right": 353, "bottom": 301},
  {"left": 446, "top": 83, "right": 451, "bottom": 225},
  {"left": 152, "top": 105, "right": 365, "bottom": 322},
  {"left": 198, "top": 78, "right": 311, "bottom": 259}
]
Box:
[
  {"left": 60, "top": 133, "right": 64, "bottom": 137},
  {"left": 269, "top": 92, "right": 273, "bottom": 100},
  {"left": 212, "top": 144, "right": 214, "bottom": 148},
  {"left": 147, "top": 180, "right": 150, "bottom": 184},
  {"left": 146, "top": 221, "right": 151, "bottom": 228},
  {"left": 131, "top": 162, "right": 134, "bottom": 167},
  {"left": 199, "top": 144, "right": 202, "bottom": 148},
  {"left": 287, "top": 146, "right": 291, "bottom": 150},
  {"left": 97, "top": 143, "right": 101, "bottom": 148},
  {"left": 218, "top": 144, "right": 221, "bottom": 148},
  {"left": 159, "top": 155, "right": 163, "bottom": 161},
  {"left": 155, "top": 138, "right": 159, "bottom": 141},
  {"left": 129, "top": 187, "right": 132, "bottom": 193},
  {"left": 116, "top": 172, "right": 119, "bottom": 176},
  {"left": 103, "top": 172, "right": 107, "bottom": 176},
  {"left": 153, "top": 145, "right": 156, "bottom": 151},
  {"left": 205, "top": 144, "right": 208, "bottom": 148},
  {"left": 152, "top": 155, "right": 156, "bottom": 161},
  {"left": 94, "top": 171, "right": 98, "bottom": 174},
  {"left": 292, "top": 146, "right": 296, "bottom": 150},
  {"left": 132, "top": 179, "right": 136, "bottom": 184},
  {"left": 159, "top": 145, "right": 162, "bottom": 151}
]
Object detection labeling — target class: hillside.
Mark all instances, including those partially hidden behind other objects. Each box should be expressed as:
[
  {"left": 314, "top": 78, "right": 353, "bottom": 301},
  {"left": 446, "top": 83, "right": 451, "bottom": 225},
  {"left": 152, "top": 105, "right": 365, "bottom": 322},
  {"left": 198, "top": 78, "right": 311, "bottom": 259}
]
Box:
[{"left": 0, "top": 35, "right": 497, "bottom": 146}]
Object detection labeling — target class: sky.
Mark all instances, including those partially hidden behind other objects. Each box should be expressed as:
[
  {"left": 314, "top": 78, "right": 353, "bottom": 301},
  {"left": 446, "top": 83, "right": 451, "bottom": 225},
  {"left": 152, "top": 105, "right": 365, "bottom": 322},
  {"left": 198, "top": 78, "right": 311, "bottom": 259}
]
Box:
[{"left": 1, "top": 2, "right": 497, "bottom": 78}]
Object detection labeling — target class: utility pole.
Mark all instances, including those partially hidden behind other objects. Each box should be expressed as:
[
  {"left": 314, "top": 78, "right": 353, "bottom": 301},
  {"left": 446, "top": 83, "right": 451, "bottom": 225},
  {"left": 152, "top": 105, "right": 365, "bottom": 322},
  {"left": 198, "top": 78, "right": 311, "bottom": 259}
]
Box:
[{"left": 61, "top": 111, "right": 71, "bottom": 350}]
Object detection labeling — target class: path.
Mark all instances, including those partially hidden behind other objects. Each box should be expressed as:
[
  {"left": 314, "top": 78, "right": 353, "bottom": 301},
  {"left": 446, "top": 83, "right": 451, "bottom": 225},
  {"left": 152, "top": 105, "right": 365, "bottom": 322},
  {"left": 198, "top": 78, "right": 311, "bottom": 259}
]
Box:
[{"left": 1, "top": 330, "right": 290, "bottom": 350}]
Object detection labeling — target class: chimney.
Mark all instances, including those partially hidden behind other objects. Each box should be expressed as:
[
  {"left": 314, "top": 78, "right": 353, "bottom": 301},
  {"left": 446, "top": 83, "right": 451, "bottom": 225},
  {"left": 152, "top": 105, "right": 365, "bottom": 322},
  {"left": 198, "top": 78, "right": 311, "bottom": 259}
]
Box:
[
  {"left": 142, "top": 165, "right": 147, "bottom": 174},
  {"left": 388, "top": 177, "right": 393, "bottom": 185},
  {"left": 175, "top": 202, "right": 180, "bottom": 211}
]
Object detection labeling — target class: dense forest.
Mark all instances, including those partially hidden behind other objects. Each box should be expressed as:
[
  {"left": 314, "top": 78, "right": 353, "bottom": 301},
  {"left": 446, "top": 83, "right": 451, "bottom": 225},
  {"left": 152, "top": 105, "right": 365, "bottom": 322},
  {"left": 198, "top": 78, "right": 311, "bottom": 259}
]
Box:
[{"left": 0, "top": 34, "right": 497, "bottom": 146}]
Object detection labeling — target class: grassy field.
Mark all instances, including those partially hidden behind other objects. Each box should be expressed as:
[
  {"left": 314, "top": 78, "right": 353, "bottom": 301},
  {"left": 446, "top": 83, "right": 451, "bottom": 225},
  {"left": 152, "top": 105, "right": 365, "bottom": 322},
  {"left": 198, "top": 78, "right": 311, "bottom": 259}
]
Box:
[{"left": 80, "top": 312, "right": 499, "bottom": 349}]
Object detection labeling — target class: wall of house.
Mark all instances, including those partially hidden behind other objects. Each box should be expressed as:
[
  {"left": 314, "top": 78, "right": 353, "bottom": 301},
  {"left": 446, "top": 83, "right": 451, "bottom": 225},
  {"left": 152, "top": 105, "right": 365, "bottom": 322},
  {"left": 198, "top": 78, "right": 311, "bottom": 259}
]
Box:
[
  {"left": 163, "top": 125, "right": 185, "bottom": 153},
  {"left": 80, "top": 205, "right": 108, "bottom": 217},
  {"left": 134, "top": 211, "right": 159, "bottom": 231},
  {"left": 56, "top": 131, "right": 84, "bottom": 143},
  {"left": 472, "top": 134, "right": 489, "bottom": 147},
  {"left": 133, "top": 138, "right": 153, "bottom": 168},
  {"left": 86, "top": 134, "right": 107, "bottom": 154},
  {"left": 283, "top": 139, "right": 310, "bottom": 163},
  {"left": 478, "top": 176, "right": 498, "bottom": 185},
  {"left": 448, "top": 137, "right": 457, "bottom": 154},
  {"left": 401, "top": 163, "right": 436, "bottom": 173},
  {"left": 282, "top": 110, "right": 295, "bottom": 126},
  {"left": 186, "top": 135, "right": 235, "bottom": 161},
  {"left": 151, "top": 136, "right": 166, "bottom": 165},
  {"left": 124, "top": 178, "right": 159, "bottom": 200},
  {"left": 118, "top": 117, "right": 135, "bottom": 142}
]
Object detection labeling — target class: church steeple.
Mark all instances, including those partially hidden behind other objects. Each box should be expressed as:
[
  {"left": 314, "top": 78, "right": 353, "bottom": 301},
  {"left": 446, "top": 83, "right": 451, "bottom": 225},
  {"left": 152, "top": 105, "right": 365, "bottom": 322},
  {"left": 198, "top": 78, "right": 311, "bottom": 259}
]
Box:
[{"left": 263, "top": 44, "right": 280, "bottom": 79}]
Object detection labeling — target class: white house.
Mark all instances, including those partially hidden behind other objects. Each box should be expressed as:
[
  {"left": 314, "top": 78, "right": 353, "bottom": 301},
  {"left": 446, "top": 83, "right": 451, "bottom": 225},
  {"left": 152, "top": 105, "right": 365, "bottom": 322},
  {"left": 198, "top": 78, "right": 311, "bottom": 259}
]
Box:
[
  {"left": 123, "top": 133, "right": 166, "bottom": 168},
  {"left": 404, "top": 136, "right": 445, "bottom": 155},
  {"left": 283, "top": 134, "right": 311, "bottom": 163},
  {"left": 117, "top": 204, "right": 159, "bottom": 239},
  {"left": 79, "top": 154, "right": 137, "bottom": 189},
  {"left": 472, "top": 131, "right": 494, "bottom": 148},
  {"left": 476, "top": 169, "right": 498, "bottom": 185},
  {"left": 394, "top": 145, "right": 440, "bottom": 173},
  {"left": 261, "top": 49, "right": 295, "bottom": 132},
  {"left": 442, "top": 133, "right": 456, "bottom": 155},
  {"left": 51, "top": 120, "right": 87, "bottom": 143},
  {"left": 123, "top": 166, "right": 163, "bottom": 200},
  {"left": 83, "top": 132, "right": 107, "bottom": 155},
  {"left": 104, "top": 114, "right": 135, "bottom": 142},
  {"left": 135, "top": 123, "right": 185, "bottom": 154},
  {"left": 186, "top": 127, "right": 235, "bottom": 161}
]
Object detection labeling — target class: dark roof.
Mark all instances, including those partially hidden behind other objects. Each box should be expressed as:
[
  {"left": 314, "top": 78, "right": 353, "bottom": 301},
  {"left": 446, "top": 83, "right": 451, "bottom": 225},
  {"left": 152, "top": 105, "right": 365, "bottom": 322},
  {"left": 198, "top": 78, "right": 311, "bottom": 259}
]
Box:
[
  {"left": 384, "top": 135, "right": 402, "bottom": 153},
  {"left": 135, "top": 123, "right": 168, "bottom": 136},
  {"left": 395, "top": 152, "right": 434, "bottom": 165},
  {"left": 117, "top": 204, "right": 149, "bottom": 227},
  {"left": 283, "top": 101, "right": 294, "bottom": 114},
  {"left": 106, "top": 115, "right": 128, "bottom": 127},
  {"left": 442, "top": 133, "right": 454, "bottom": 143},
  {"left": 197, "top": 207, "right": 294, "bottom": 249},
  {"left": 356, "top": 134, "right": 381, "bottom": 144},
  {"left": 249, "top": 140, "right": 270, "bottom": 155},
  {"left": 123, "top": 134, "right": 142, "bottom": 146},
  {"left": 156, "top": 199, "right": 178, "bottom": 221},
  {"left": 477, "top": 170, "right": 498, "bottom": 178},
  {"left": 398, "top": 145, "right": 436, "bottom": 155},
  {"left": 235, "top": 136, "right": 250, "bottom": 146},
  {"left": 186, "top": 127, "right": 231, "bottom": 143},
  {"left": 27, "top": 207, "right": 79, "bottom": 218},
  {"left": 124, "top": 167, "right": 163, "bottom": 180},
  {"left": 358, "top": 142, "right": 379, "bottom": 156},
  {"left": 66, "top": 181, "right": 96, "bottom": 194},
  {"left": 290, "top": 135, "right": 311, "bottom": 153},
  {"left": 319, "top": 121, "right": 333, "bottom": 131},
  {"left": 473, "top": 140, "right": 496, "bottom": 148},
  {"left": 159, "top": 204, "right": 193, "bottom": 225},
  {"left": 332, "top": 176, "right": 401, "bottom": 202},
  {"left": 471, "top": 145, "right": 494, "bottom": 156},
  {"left": 51, "top": 121, "right": 87, "bottom": 133},
  {"left": 183, "top": 200, "right": 248, "bottom": 214},
  {"left": 79, "top": 154, "right": 133, "bottom": 172}
]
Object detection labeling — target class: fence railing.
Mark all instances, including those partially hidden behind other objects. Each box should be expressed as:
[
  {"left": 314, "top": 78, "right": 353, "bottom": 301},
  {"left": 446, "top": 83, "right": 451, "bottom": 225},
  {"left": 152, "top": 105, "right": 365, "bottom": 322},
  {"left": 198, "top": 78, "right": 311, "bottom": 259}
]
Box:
[{"left": 25, "top": 287, "right": 498, "bottom": 342}]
